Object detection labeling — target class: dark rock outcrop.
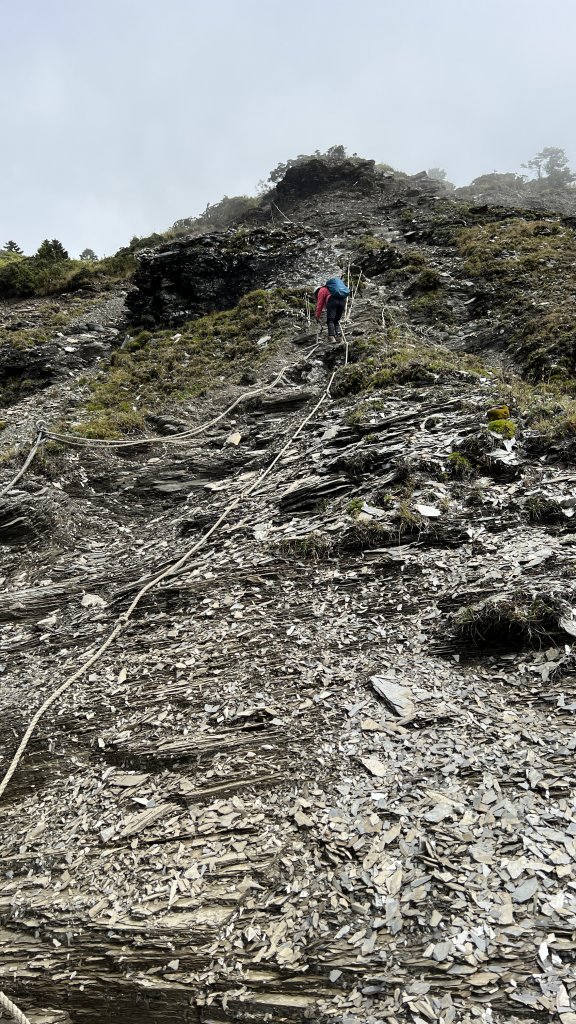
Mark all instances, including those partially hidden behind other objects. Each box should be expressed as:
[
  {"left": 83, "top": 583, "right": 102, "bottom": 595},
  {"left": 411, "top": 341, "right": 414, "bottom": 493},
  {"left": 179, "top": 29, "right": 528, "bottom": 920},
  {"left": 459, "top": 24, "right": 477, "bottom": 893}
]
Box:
[
  {"left": 0, "top": 333, "right": 117, "bottom": 405},
  {"left": 126, "top": 224, "right": 326, "bottom": 328},
  {"left": 274, "top": 156, "right": 378, "bottom": 199},
  {"left": 125, "top": 160, "right": 452, "bottom": 331},
  {"left": 0, "top": 496, "right": 57, "bottom": 546},
  {"left": 0, "top": 342, "right": 61, "bottom": 401}
]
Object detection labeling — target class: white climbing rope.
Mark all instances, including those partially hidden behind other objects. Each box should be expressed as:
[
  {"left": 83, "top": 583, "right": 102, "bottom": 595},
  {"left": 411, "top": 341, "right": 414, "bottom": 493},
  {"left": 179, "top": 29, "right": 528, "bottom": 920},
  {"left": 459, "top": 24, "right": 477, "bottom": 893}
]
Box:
[
  {"left": 0, "top": 427, "right": 45, "bottom": 499},
  {"left": 0, "top": 329, "right": 348, "bottom": 804},
  {"left": 0, "top": 990, "right": 32, "bottom": 1024},
  {"left": 0, "top": 295, "right": 355, "bottom": 1024},
  {"left": 44, "top": 367, "right": 291, "bottom": 448}
]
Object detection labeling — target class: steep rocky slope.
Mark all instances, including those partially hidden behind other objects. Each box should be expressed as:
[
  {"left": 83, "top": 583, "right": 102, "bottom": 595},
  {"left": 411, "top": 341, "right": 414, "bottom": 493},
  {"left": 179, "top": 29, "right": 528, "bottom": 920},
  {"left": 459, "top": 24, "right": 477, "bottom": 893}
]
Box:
[{"left": 0, "top": 159, "right": 575, "bottom": 1024}]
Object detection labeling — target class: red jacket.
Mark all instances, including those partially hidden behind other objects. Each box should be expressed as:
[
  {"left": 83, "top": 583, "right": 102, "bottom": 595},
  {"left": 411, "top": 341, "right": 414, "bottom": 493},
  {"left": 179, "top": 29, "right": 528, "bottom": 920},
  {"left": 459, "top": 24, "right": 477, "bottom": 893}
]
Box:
[{"left": 315, "top": 286, "right": 331, "bottom": 319}]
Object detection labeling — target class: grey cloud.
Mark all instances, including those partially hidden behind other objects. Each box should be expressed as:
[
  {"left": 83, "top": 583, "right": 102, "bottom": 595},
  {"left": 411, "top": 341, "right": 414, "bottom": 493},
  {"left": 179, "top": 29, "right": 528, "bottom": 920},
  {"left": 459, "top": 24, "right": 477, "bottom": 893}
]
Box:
[{"left": 2, "top": 0, "right": 575, "bottom": 255}]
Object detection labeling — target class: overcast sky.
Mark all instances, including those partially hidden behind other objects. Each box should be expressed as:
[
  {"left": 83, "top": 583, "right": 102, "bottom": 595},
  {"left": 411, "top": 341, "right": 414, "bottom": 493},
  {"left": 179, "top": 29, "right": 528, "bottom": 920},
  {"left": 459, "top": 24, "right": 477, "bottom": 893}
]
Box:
[{"left": 2, "top": 0, "right": 575, "bottom": 256}]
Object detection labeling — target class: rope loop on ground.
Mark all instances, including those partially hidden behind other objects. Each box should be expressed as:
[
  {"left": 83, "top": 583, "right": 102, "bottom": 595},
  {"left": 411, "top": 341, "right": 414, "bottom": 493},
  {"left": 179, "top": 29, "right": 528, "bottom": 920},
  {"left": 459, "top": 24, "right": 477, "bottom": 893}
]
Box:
[{"left": 43, "top": 365, "right": 293, "bottom": 449}]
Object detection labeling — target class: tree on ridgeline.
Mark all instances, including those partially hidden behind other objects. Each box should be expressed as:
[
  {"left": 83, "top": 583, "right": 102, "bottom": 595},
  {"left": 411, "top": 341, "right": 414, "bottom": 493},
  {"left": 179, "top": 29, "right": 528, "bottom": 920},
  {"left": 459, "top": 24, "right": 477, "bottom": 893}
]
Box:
[
  {"left": 522, "top": 147, "right": 576, "bottom": 187},
  {"left": 427, "top": 167, "right": 447, "bottom": 182},
  {"left": 35, "top": 239, "right": 70, "bottom": 261}
]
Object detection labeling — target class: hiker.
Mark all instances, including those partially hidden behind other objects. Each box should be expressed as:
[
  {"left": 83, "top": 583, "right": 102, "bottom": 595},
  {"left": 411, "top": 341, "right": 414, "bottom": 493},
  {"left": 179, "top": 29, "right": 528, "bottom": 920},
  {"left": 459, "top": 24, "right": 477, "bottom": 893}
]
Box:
[{"left": 315, "top": 276, "right": 350, "bottom": 340}]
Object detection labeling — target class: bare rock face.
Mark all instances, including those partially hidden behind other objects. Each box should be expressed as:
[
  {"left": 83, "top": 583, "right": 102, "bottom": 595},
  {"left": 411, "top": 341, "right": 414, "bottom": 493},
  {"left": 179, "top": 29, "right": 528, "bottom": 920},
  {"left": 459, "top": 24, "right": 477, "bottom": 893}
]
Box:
[
  {"left": 0, "top": 292, "right": 123, "bottom": 406},
  {"left": 0, "top": 340, "right": 61, "bottom": 402},
  {"left": 273, "top": 155, "right": 378, "bottom": 199},
  {"left": 0, "top": 496, "right": 57, "bottom": 546},
  {"left": 126, "top": 224, "right": 325, "bottom": 328},
  {"left": 0, "top": 334, "right": 118, "bottom": 406}
]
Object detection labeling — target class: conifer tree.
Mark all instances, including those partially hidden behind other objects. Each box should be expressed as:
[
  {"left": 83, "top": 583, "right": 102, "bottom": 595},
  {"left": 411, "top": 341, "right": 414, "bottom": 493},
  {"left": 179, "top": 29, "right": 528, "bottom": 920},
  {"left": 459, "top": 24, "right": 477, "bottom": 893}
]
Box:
[{"left": 36, "top": 239, "right": 70, "bottom": 261}]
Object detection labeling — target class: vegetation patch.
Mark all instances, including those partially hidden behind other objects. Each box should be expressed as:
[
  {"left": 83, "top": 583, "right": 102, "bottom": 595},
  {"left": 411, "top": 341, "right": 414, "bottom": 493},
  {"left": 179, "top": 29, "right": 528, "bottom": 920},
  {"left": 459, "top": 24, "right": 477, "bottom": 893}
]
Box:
[
  {"left": 487, "top": 417, "right": 516, "bottom": 439},
  {"left": 339, "top": 520, "right": 392, "bottom": 552},
  {"left": 447, "top": 451, "right": 475, "bottom": 477},
  {"left": 522, "top": 496, "right": 566, "bottom": 524},
  {"left": 277, "top": 532, "right": 334, "bottom": 560},
  {"left": 66, "top": 290, "right": 292, "bottom": 438},
  {"left": 457, "top": 430, "right": 502, "bottom": 471},
  {"left": 343, "top": 401, "right": 384, "bottom": 428},
  {"left": 0, "top": 446, "right": 18, "bottom": 467},
  {"left": 485, "top": 381, "right": 576, "bottom": 461},
  {"left": 405, "top": 268, "right": 444, "bottom": 294},
  {"left": 351, "top": 236, "right": 396, "bottom": 275},
  {"left": 370, "top": 488, "right": 395, "bottom": 509},
  {"left": 352, "top": 235, "right": 387, "bottom": 254},
  {"left": 528, "top": 402, "right": 576, "bottom": 438},
  {"left": 346, "top": 497, "right": 365, "bottom": 517},
  {"left": 0, "top": 248, "right": 136, "bottom": 300},
  {"left": 0, "top": 325, "right": 53, "bottom": 350},
  {"left": 330, "top": 364, "right": 371, "bottom": 398},
  {"left": 448, "top": 593, "right": 574, "bottom": 651},
  {"left": 171, "top": 194, "right": 259, "bottom": 235},
  {"left": 458, "top": 217, "right": 576, "bottom": 381},
  {"left": 393, "top": 500, "right": 426, "bottom": 538},
  {"left": 331, "top": 331, "right": 489, "bottom": 399},
  {"left": 408, "top": 290, "right": 453, "bottom": 325}
]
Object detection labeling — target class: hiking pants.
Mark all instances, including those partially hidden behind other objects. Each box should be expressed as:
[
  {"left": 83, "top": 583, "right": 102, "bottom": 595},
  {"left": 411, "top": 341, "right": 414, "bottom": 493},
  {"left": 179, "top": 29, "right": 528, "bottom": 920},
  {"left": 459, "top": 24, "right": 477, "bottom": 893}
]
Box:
[{"left": 326, "top": 296, "right": 346, "bottom": 338}]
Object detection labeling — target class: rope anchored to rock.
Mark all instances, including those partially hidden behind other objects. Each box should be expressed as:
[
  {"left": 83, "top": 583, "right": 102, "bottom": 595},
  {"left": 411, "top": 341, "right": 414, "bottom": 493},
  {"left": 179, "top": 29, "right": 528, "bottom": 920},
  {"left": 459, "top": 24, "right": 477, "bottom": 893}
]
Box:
[{"left": 0, "top": 423, "right": 46, "bottom": 499}]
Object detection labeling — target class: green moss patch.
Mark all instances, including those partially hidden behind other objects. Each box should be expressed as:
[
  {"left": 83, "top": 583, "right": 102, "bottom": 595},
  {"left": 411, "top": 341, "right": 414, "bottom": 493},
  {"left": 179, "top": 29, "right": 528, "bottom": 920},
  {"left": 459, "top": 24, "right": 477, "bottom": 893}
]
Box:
[
  {"left": 346, "top": 497, "right": 365, "bottom": 516},
  {"left": 408, "top": 291, "right": 453, "bottom": 325},
  {"left": 406, "top": 268, "right": 443, "bottom": 294},
  {"left": 487, "top": 418, "right": 516, "bottom": 438},
  {"left": 448, "top": 451, "right": 474, "bottom": 477}
]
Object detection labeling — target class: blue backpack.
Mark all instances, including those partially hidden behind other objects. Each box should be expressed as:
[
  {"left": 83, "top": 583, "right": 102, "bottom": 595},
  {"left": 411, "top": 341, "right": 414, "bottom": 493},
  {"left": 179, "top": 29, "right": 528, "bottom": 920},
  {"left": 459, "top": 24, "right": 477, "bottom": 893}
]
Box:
[{"left": 326, "top": 276, "right": 350, "bottom": 298}]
